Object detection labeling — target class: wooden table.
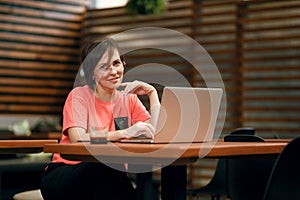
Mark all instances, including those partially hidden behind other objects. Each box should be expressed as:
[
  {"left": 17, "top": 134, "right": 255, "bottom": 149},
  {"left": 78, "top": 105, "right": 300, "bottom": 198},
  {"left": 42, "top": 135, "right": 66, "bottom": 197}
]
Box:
[
  {"left": 0, "top": 139, "right": 58, "bottom": 154},
  {"left": 0, "top": 132, "right": 61, "bottom": 140},
  {"left": 44, "top": 140, "right": 289, "bottom": 200}
]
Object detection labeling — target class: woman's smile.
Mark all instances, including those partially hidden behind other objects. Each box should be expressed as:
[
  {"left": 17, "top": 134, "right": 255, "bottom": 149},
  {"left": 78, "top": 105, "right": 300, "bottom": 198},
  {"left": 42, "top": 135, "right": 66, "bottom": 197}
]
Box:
[{"left": 108, "top": 77, "right": 120, "bottom": 83}]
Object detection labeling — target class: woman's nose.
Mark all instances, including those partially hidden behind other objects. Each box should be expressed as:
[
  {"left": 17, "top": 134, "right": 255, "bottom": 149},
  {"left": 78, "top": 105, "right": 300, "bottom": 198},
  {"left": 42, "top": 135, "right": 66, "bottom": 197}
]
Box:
[{"left": 110, "top": 67, "right": 118, "bottom": 74}]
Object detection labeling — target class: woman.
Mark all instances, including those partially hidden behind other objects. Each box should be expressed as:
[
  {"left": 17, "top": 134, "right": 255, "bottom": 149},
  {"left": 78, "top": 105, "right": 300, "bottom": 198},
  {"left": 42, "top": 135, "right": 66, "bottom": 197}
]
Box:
[{"left": 40, "top": 38, "right": 160, "bottom": 200}]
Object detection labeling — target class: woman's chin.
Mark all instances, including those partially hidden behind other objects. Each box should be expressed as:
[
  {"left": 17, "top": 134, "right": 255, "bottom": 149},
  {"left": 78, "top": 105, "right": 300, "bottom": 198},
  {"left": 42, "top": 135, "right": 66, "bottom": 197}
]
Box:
[{"left": 108, "top": 83, "right": 121, "bottom": 91}]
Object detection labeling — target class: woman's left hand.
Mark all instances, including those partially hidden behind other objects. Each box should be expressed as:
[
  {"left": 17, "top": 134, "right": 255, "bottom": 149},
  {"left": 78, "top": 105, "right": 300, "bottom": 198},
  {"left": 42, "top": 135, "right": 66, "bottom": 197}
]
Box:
[{"left": 120, "top": 80, "right": 155, "bottom": 96}]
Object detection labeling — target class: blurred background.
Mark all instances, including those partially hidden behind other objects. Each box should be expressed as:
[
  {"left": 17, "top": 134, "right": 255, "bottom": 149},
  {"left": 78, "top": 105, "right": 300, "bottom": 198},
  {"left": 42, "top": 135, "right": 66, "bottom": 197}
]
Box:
[{"left": 0, "top": 0, "right": 299, "bottom": 199}]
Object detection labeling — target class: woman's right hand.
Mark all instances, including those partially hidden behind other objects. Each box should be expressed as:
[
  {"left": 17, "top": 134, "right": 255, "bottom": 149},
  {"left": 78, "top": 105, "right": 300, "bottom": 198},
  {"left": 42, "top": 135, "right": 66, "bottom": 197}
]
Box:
[
  {"left": 120, "top": 121, "right": 155, "bottom": 139},
  {"left": 120, "top": 81, "right": 155, "bottom": 96}
]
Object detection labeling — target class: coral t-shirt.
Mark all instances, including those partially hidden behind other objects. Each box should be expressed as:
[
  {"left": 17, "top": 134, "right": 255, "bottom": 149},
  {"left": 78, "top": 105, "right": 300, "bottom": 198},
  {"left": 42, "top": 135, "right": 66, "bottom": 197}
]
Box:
[{"left": 52, "top": 85, "right": 151, "bottom": 164}]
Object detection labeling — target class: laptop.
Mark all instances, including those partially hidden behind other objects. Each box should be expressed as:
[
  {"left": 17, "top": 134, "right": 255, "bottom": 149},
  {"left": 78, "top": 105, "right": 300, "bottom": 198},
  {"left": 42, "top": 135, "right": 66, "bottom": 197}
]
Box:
[{"left": 120, "top": 86, "right": 223, "bottom": 144}]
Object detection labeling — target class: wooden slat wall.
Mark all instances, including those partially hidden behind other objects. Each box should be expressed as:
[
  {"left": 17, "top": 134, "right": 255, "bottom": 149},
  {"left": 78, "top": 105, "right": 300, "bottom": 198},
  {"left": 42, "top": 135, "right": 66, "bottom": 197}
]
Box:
[
  {"left": 189, "top": 0, "right": 239, "bottom": 188},
  {"left": 189, "top": 0, "right": 300, "bottom": 190},
  {"left": 240, "top": 1, "right": 300, "bottom": 138},
  {"left": 0, "top": 1, "right": 297, "bottom": 134},
  {"left": 192, "top": 0, "right": 239, "bottom": 136},
  {"left": 0, "top": 0, "right": 87, "bottom": 115}
]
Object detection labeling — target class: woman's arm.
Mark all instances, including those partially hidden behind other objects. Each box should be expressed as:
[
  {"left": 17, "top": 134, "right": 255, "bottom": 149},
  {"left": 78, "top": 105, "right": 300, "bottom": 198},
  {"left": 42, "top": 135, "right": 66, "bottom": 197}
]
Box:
[
  {"left": 68, "top": 127, "right": 89, "bottom": 143},
  {"left": 120, "top": 80, "right": 161, "bottom": 127},
  {"left": 68, "top": 121, "right": 155, "bottom": 143},
  {"left": 146, "top": 86, "right": 160, "bottom": 128},
  {"left": 68, "top": 127, "right": 123, "bottom": 142}
]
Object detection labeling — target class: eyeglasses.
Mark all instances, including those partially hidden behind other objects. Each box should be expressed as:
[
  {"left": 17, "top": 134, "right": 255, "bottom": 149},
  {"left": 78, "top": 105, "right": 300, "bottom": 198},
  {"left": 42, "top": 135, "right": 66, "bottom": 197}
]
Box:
[{"left": 95, "top": 59, "right": 124, "bottom": 73}]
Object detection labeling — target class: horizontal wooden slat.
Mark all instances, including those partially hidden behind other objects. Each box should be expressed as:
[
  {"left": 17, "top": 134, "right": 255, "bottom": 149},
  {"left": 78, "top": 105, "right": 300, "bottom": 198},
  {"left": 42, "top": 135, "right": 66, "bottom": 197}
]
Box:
[
  {"left": 242, "top": 34, "right": 300, "bottom": 42},
  {"left": 244, "top": 118, "right": 299, "bottom": 123},
  {"left": 0, "top": 32, "right": 79, "bottom": 45},
  {"left": 0, "top": 14, "right": 81, "bottom": 30},
  {"left": 0, "top": 23, "right": 79, "bottom": 38},
  {"left": 244, "top": 65, "right": 300, "bottom": 71},
  {"left": 0, "top": 60, "right": 78, "bottom": 71},
  {"left": 0, "top": 5, "right": 83, "bottom": 22},
  {"left": 194, "top": 0, "right": 237, "bottom": 8},
  {"left": 242, "top": 106, "right": 300, "bottom": 112},
  {"left": 244, "top": 45, "right": 300, "bottom": 52},
  {"left": 0, "top": 69, "right": 76, "bottom": 79},
  {"left": 194, "top": 9, "right": 236, "bottom": 18},
  {"left": 0, "top": 95, "right": 65, "bottom": 104},
  {"left": 194, "top": 19, "right": 236, "bottom": 27},
  {"left": 83, "top": 23, "right": 193, "bottom": 37},
  {"left": 0, "top": 50, "right": 78, "bottom": 62},
  {"left": 84, "top": 9, "right": 193, "bottom": 27},
  {"left": 242, "top": 0, "right": 300, "bottom": 13},
  {"left": 0, "top": 0, "right": 86, "bottom": 14},
  {"left": 245, "top": 76, "right": 300, "bottom": 81},
  {"left": 240, "top": 12, "right": 300, "bottom": 23},
  {"left": 255, "top": 127, "right": 300, "bottom": 132},
  {"left": 244, "top": 96, "right": 299, "bottom": 101},
  {"left": 242, "top": 55, "right": 300, "bottom": 62},
  {"left": 0, "top": 41, "right": 79, "bottom": 55},
  {"left": 244, "top": 26, "right": 300, "bottom": 35},
  {"left": 0, "top": 87, "right": 68, "bottom": 96},
  {"left": 0, "top": 104, "right": 62, "bottom": 114},
  {"left": 0, "top": 77, "right": 73, "bottom": 88}
]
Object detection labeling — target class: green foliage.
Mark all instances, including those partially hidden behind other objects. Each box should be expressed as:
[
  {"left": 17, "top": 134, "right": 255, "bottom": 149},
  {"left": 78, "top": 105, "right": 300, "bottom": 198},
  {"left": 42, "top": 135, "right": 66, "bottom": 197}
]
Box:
[{"left": 125, "top": 0, "right": 169, "bottom": 16}]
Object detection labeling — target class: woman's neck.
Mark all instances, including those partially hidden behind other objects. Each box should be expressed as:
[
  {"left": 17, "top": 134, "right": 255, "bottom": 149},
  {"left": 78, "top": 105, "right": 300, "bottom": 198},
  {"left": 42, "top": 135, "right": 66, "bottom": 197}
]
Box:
[{"left": 94, "top": 87, "right": 115, "bottom": 102}]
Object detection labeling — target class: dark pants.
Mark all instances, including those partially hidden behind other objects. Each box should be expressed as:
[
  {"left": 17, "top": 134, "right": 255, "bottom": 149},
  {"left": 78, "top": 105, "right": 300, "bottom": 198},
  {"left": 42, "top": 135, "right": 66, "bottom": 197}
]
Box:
[{"left": 40, "top": 162, "right": 135, "bottom": 200}]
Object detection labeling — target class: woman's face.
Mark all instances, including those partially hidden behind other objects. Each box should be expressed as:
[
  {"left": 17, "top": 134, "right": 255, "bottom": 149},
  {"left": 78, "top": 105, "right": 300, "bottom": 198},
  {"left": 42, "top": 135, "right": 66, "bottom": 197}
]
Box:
[{"left": 93, "top": 49, "right": 124, "bottom": 92}]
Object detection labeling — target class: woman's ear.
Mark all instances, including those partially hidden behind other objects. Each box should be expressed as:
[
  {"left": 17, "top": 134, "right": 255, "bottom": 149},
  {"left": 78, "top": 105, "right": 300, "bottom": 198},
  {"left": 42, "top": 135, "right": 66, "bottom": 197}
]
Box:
[{"left": 122, "top": 60, "right": 126, "bottom": 66}]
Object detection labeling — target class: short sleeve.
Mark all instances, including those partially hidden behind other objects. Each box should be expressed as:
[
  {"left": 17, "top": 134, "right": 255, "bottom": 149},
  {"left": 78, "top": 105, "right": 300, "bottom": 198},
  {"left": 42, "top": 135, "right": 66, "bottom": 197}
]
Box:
[{"left": 62, "top": 89, "right": 88, "bottom": 135}]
